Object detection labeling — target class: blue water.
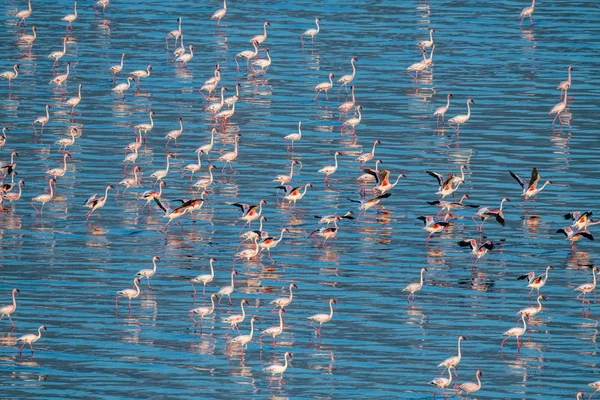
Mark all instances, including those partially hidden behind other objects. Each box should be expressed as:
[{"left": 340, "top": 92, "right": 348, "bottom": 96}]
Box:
[{"left": 1, "top": 0, "right": 600, "bottom": 398}]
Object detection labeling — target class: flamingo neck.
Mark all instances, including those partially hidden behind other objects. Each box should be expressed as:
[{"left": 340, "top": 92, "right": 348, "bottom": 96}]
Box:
[
  {"left": 428, "top": 47, "right": 434, "bottom": 62},
  {"left": 152, "top": 258, "right": 158, "bottom": 273},
  {"left": 371, "top": 141, "right": 378, "bottom": 155},
  {"left": 223, "top": 0, "right": 226, "bottom": 10},
  {"left": 196, "top": 149, "right": 202, "bottom": 165},
  {"left": 263, "top": 23, "right": 268, "bottom": 36},
  {"left": 457, "top": 338, "right": 462, "bottom": 360},
  {"left": 208, "top": 167, "right": 214, "bottom": 181},
  {"left": 120, "top": 54, "right": 124, "bottom": 67},
  {"left": 209, "top": 260, "right": 215, "bottom": 277},
  {"left": 351, "top": 59, "right": 356, "bottom": 78},
  {"left": 74, "top": 2, "right": 77, "bottom": 15},
  {"left": 146, "top": 66, "right": 151, "bottom": 76},
  {"left": 594, "top": 269, "right": 598, "bottom": 287},
  {"left": 158, "top": 184, "right": 164, "bottom": 197},
  {"left": 230, "top": 272, "right": 236, "bottom": 287},
  {"left": 133, "top": 279, "right": 140, "bottom": 295},
  {"left": 278, "top": 310, "right": 284, "bottom": 330},
  {"left": 179, "top": 119, "right": 183, "bottom": 131},
  {"left": 329, "top": 301, "right": 335, "bottom": 319},
  {"left": 357, "top": 108, "right": 362, "bottom": 122},
  {"left": 284, "top": 354, "right": 289, "bottom": 369},
  {"left": 521, "top": 314, "right": 527, "bottom": 332},
  {"left": 48, "top": 180, "right": 54, "bottom": 198},
  {"left": 499, "top": 199, "right": 506, "bottom": 211},
  {"left": 328, "top": 74, "right": 333, "bottom": 86},
  {"left": 567, "top": 68, "right": 571, "bottom": 84},
  {"left": 133, "top": 168, "right": 139, "bottom": 182},
  {"left": 28, "top": 0, "right": 31, "bottom": 11},
  {"left": 289, "top": 162, "right": 295, "bottom": 178},
  {"left": 351, "top": 86, "right": 355, "bottom": 103},
  {"left": 249, "top": 319, "right": 255, "bottom": 339},
  {"left": 446, "top": 95, "right": 451, "bottom": 108},
  {"left": 220, "top": 88, "right": 225, "bottom": 105},
  {"left": 419, "top": 269, "right": 425, "bottom": 286},
  {"left": 476, "top": 373, "right": 481, "bottom": 389},
  {"left": 301, "top": 185, "right": 310, "bottom": 197},
  {"left": 165, "top": 157, "right": 171, "bottom": 173},
  {"left": 104, "top": 186, "right": 111, "bottom": 199},
  {"left": 17, "top": 182, "right": 23, "bottom": 197},
  {"left": 241, "top": 301, "right": 246, "bottom": 318},
  {"left": 13, "top": 66, "right": 18, "bottom": 78},
  {"left": 447, "top": 368, "right": 453, "bottom": 385},
  {"left": 209, "top": 295, "right": 216, "bottom": 312},
  {"left": 210, "top": 130, "right": 215, "bottom": 146},
  {"left": 277, "top": 228, "right": 286, "bottom": 243},
  {"left": 537, "top": 297, "right": 543, "bottom": 311},
  {"left": 36, "top": 327, "right": 43, "bottom": 340},
  {"left": 63, "top": 39, "right": 67, "bottom": 53},
  {"left": 12, "top": 291, "right": 17, "bottom": 308},
  {"left": 77, "top": 85, "right": 81, "bottom": 98},
  {"left": 315, "top": 19, "right": 320, "bottom": 33},
  {"left": 63, "top": 154, "right": 69, "bottom": 170},
  {"left": 333, "top": 154, "right": 339, "bottom": 170},
  {"left": 465, "top": 101, "right": 471, "bottom": 119},
  {"left": 562, "top": 89, "right": 568, "bottom": 105},
  {"left": 288, "top": 286, "right": 294, "bottom": 302},
  {"left": 178, "top": 18, "right": 182, "bottom": 30},
  {"left": 531, "top": 0, "right": 535, "bottom": 8},
  {"left": 392, "top": 174, "right": 404, "bottom": 187},
  {"left": 429, "top": 30, "right": 434, "bottom": 42}
]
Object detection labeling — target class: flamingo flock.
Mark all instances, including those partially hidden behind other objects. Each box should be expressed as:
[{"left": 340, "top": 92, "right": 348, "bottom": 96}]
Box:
[{"left": 0, "top": 0, "right": 596, "bottom": 397}]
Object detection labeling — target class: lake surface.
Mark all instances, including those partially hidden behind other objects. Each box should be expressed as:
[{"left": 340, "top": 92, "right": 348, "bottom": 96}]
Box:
[{"left": 1, "top": 0, "right": 600, "bottom": 398}]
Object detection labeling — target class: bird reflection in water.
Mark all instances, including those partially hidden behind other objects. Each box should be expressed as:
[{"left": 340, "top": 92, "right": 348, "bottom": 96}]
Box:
[
  {"left": 566, "top": 251, "right": 593, "bottom": 271},
  {"left": 189, "top": 336, "right": 216, "bottom": 356},
  {"left": 523, "top": 213, "right": 541, "bottom": 235}
]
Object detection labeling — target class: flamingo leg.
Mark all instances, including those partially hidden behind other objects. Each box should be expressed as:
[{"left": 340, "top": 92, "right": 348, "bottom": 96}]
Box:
[{"left": 8, "top": 315, "right": 15, "bottom": 327}]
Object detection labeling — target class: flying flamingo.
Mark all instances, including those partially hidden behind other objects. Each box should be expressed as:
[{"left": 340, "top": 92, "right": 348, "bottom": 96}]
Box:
[
  {"left": 189, "top": 293, "right": 218, "bottom": 332},
  {"left": 308, "top": 298, "right": 336, "bottom": 337},
  {"left": 418, "top": 216, "right": 450, "bottom": 242},
  {"left": 17, "top": 325, "right": 46, "bottom": 354},
  {"left": 501, "top": 314, "right": 527, "bottom": 350},
  {"left": 434, "top": 94, "right": 453, "bottom": 125},
  {"left": 314, "top": 73, "right": 334, "bottom": 102},
  {"left": 337, "top": 57, "right": 358, "bottom": 94},
  {"left": 271, "top": 283, "right": 298, "bottom": 310},
  {"left": 191, "top": 258, "right": 217, "bottom": 297},
  {"left": 223, "top": 299, "right": 249, "bottom": 335},
  {"left": 115, "top": 278, "right": 141, "bottom": 310},
  {"left": 448, "top": 98, "right": 474, "bottom": 133},
  {"left": 402, "top": 268, "right": 427, "bottom": 305},
  {"left": 458, "top": 239, "right": 494, "bottom": 265},
  {"left": 301, "top": 18, "right": 321, "bottom": 47},
  {"left": 0, "top": 288, "right": 19, "bottom": 328},
  {"left": 473, "top": 197, "right": 510, "bottom": 230},
  {"left": 136, "top": 256, "right": 160, "bottom": 289},
  {"left": 509, "top": 167, "right": 552, "bottom": 202},
  {"left": 310, "top": 224, "right": 339, "bottom": 247},
  {"left": 557, "top": 226, "right": 594, "bottom": 249}
]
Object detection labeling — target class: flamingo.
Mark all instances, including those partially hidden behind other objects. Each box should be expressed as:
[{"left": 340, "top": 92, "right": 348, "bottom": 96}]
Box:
[
  {"left": 339, "top": 86, "right": 357, "bottom": 115},
  {"left": 172, "top": 34, "right": 186, "bottom": 63},
  {"left": 191, "top": 258, "right": 217, "bottom": 297},
  {"left": 402, "top": 268, "right": 427, "bottom": 305},
  {"left": 438, "top": 336, "right": 466, "bottom": 377},
  {"left": 429, "top": 366, "right": 454, "bottom": 399},
  {"left": 337, "top": 57, "right": 358, "bottom": 94},
  {"left": 550, "top": 88, "right": 569, "bottom": 126},
  {"left": 314, "top": 212, "right": 354, "bottom": 226},
  {"left": 501, "top": 314, "right": 528, "bottom": 350},
  {"left": 32, "top": 105, "right": 51, "bottom": 135},
  {"left": 310, "top": 224, "right": 339, "bottom": 247},
  {"left": 448, "top": 98, "right": 475, "bottom": 133},
  {"left": 283, "top": 184, "right": 312, "bottom": 208},
  {"left": 123, "top": 146, "right": 139, "bottom": 173},
  {"left": 368, "top": 170, "right": 407, "bottom": 194},
  {"left": 564, "top": 211, "right": 600, "bottom": 230},
  {"left": 183, "top": 150, "right": 203, "bottom": 181},
  {"left": 575, "top": 267, "right": 600, "bottom": 314},
  {"left": 418, "top": 216, "right": 450, "bottom": 242},
  {"left": 428, "top": 194, "right": 478, "bottom": 218},
  {"left": 357, "top": 160, "right": 383, "bottom": 187},
  {"left": 509, "top": 167, "right": 552, "bottom": 202},
  {"left": 84, "top": 185, "right": 114, "bottom": 221},
  {"left": 176, "top": 46, "right": 194, "bottom": 69},
  {"left": 356, "top": 140, "right": 381, "bottom": 167},
  {"left": 308, "top": 298, "right": 336, "bottom": 337},
  {"left": 342, "top": 105, "right": 363, "bottom": 133},
  {"left": 260, "top": 228, "right": 290, "bottom": 261},
  {"left": 215, "top": 102, "right": 236, "bottom": 125},
  {"left": 0, "top": 64, "right": 19, "bottom": 89},
  {"left": 139, "top": 181, "right": 166, "bottom": 213},
  {"left": 193, "top": 165, "right": 217, "bottom": 194},
  {"left": 165, "top": 118, "right": 183, "bottom": 148},
  {"left": 557, "top": 226, "right": 594, "bottom": 248},
  {"left": 0, "top": 288, "right": 19, "bottom": 328},
  {"left": 235, "top": 41, "right": 259, "bottom": 71},
  {"left": 231, "top": 199, "right": 266, "bottom": 231},
  {"left": 31, "top": 178, "right": 56, "bottom": 215},
  {"left": 217, "top": 270, "right": 238, "bottom": 306},
  {"left": 261, "top": 308, "right": 285, "bottom": 348},
  {"left": 207, "top": 88, "right": 228, "bottom": 118},
  {"left": 458, "top": 239, "right": 494, "bottom": 265},
  {"left": 406, "top": 48, "right": 429, "bottom": 81},
  {"left": 112, "top": 77, "right": 134, "bottom": 100},
  {"left": 224, "top": 83, "right": 241, "bottom": 106},
  {"left": 129, "top": 65, "right": 151, "bottom": 90},
  {"left": 251, "top": 48, "right": 271, "bottom": 74},
  {"left": 135, "top": 256, "right": 160, "bottom": 289},
  {"left": 274, "top": 160, "right": 300, "bottom": 189},
  {"left": 589, "top": 382, "right": 600, "bottom": 400},
  {"left": 117, "top": 165, "right": 141, "bottom": 197},
  {"left": 15, "top": 0, "right": 32, "bottom": 28},
  {"left": 210, "top": 0, "right": 227, "bottom": 28},
  {"left": 49, "top": 37, "right": 68, "bottom": 68},
  {"left": 518, "top": 265, "right": 553, "bottom": 298},
  {"left": 94, "top": 0, "right": 109, "bottom": 17},
  {"left": 229, "top": 316, "right": 258, "bottom": 347},
  {"left": 520, "top": 0, "right": 535, "bottom": 26},
  {"left": 517, "top": 295, "right": 547, "bottom": 322},
  {"left": 166, "top": 17, "right": 182, "bottom": 49},
  {"left": 217, "top": 133, "right": 241, "bottom": 172},
  {"left": 264, "top": 352, "right": 292, "bottom": 382},
  {"left": 62, "top": 2, "right": 78, "bottom": 31},
  {"left": 318, "top": 151, "right": 342, "bottom": 185},
  {"left": 110, "top": 54, "right": 126, "bottom": 84},
  {"left": 0, "top": 170, "right": 18, "bottom": 194},
  {"left": 473, "top": 197, "right": 510, "bottom": 230},
  {"left": 349, "top": 192, "right": 392, "bottom": 216},
  {"left": 18, "top": 26, "right": 36, "bottom": 49},
  {"left": 115, "top": 278, "right": 141, "bottom": 310},
  {"left": 189, "top": 293, "right": 218, "bottom": 332},
  {"left": 314, "top": 73, "right": 335, "bottom": 102},
  {"left": 418, "top": 29, "right": 435, "bottom": 49},
  {"left": 65, "top": 84, "right": 82, "bottom": 114},
  {"left": 301, "top": 18, "right": 321, "bottom": 47},
  {"left": 197, "top": 129, "right": 217, "bottom": 159},
  {"left": 200, "top": 69, "right": 221, "bottom": 99},
  {"left": 454, "top": 370, "right": 482, "bottom": 400},
  {"left": 0, "top": 127, "right": 7, "bottom": 150},
  {"left": 2, "top": 180, "right": 24, "bottom": 204},
  {"left": 134, "top": 111, "right": 155, "bottom": 143},
  {"left": 46, "top": 152, "right": 71, "bottom": 180},
  {"left": 233, "top": 237, "right": 261, "bottom": 264},
  {"left": 251, "top": 21, "right": 271, "bottom": 44},
  {"left": 271, "top": 284, "right": 298, "bottom": 310},
  {"left": 17, "top": 325, "right": 47, "bottom": 354},
  {"left": 150, "top": 153, "right": 173, "bottom": 186},
  {"left": 434, "top": 94, "right": 453, "bottom": 125},
  {"left": 223, "top": 299, "right": 249, "bottom": 335},
  {"left": 240, "top": 216, "right": 269, "bottom": 245},
  {"left": 283, "top": 122, "right": 303, "bottom": 152},
  {"left": 557, "top": 66, "right": 573, "bottom": 100}
]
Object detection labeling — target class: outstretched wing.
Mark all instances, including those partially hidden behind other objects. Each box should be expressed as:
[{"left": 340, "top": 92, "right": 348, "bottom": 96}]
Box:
[
  {"left": 458, "top": 239, "right": 476, "bottom": 250},
  {"left": 528, "top": 167, "right": 540, "bottom": 189},
  {"left": 154, "top": 197, "right": 168, "bottom": 213},
  {"left": 509, "top": 170, "right": 525, "bottom": 189},
  {"left": 230, "top": 202, "right": 250, "bottom": 214},
  {"left": 426, "top": 171, "right": 444, "bottom": 187},
  {"left": 442, "top": 174, "right": 455, "bottom": 187},
  {"left": 363, "top": 168, "right": 381, "bottom": 184}
]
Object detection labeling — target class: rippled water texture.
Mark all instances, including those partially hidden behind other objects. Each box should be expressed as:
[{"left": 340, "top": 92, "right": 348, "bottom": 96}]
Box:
[{"left": 1, "top": 0, "right": 600, "bottom": 398}]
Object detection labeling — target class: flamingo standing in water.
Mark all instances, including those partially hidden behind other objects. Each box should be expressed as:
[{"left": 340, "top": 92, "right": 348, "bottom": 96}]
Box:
[
  {"left": 517, "top": 295, "right": 547, "bottom": 322},
  {"left": 418, "top": 216, "right": 450, "bottom": 242},
  {"left": 217, "top": 270, "right": 238, "bottom": 306},
  {"left": 65, "top": 84, "right": 82, "bottom": 114},
  {"left": 458, "top": 239, "right": 494, "bottom": 265},
  {"left": 454, "top": 370, "right": 482, "bottom": 400},
  {"left": 62, "top": 2, "right": 78, "bottom": 31},
  {"left": 84, "top": 185, "right": 114, "bottom": 221},
  {"left": 130, "top": 65, "right": 151, "bottom": 90},
  {"left": 15, "top": 0, "right": 32, "bottom": 27},
  {"left": 229, "top": 316, "right": 258, "bottom": 348},
  {"left": 49, "top": 37, "right": 68, "bottom": 68},
  {"left": 318, "top": 151, "right": 342, "bottom": 185},
  {"left": 235, "top": 41, "right": 259, "bottom": 71},
  {"left": 356, "top": 140, "right": 381, "bottom": 167},
  {"left": 283, "top": 184, "right": 312, "bottom": 208},
  {"left": 314, "top": 73, "right": 335, "bottom": 102},
  {"left": 557, "top": 66, "right": 573, "bottom": 100},
  {"left": 261, "top": 308, "right": 285, "bottom": 348},
  {"left": 32, "top": 105, "right": 51, "bottom": 135},
  {"left": 264, "top": 352, "right": 292, "bottom": 383},
  {"left": 518, "top": 265, "right": 553, "bottom": 298},
  {"left": 448, "top": 98, "right": 474, "bottom": 133},
  {"left": 117, "top": 165, "right": 141, "bottom": 197},
  {"left": 284, "top": 122, "right": 303, "bottom": 152},
  {"left": 166, "top": 18, "right": 182, "bottom": 49},
  {"left": 211, "top": 0, "right": 227, "bottom": 28},
  {"left": 575, "top": 267, "right": 600, "bottom": 315},
  {"left": 402, "top": 268, "right": 427, "bottom": 305},
  {"left": 550, "top": 88, "right": 569, "bottom": 126},
  {"left": 2, "top": 180, "right": 24, "bottom": 204},
  {"left": 557, "top": 226, "right": 594, "bottom": 249},
  {"left": 115, "top": 278, "right": 141, "bottom": 310},
  {"left": 0, "top": 64, "right": 19, "bottom": 89},
  {"left": 251, "top": 48, "right": 271, "bottom": 75},
  {"left": 0, "top": 127, "right": 7, "bottom": 150},
  {"left": 418, "top": 29, "right": 435, "bottom": 49},
  {"left": 301, "top": 18, "right": 321, "bottom": 47},
  {"left": 233, "top": 237, "right": 262, "bottom": 265},
  {"left": 406, "top": 48, "right": 428, "bottom": 81},
  {"left": 520, "top": 0, "right": 535, "bottom": 26},
  {"left": 17, "top": 325, "right": 47, "bottom": 354},
  {"left": 135, "top": 256, "right": 160, "bottom": 289},
  {"left": 183, "top": 150, "right": 203, "bottom": 182},
  {"left": 176, "top": 46, "right": 194, "bottom": 69},
  {"left": 112, "top": 77, "right": 134, "bottom": 100},
  {"left": 165, "top": 118, "right": 183, "bottom": 148},
  {"left": 134, "top": 111, "right": 155, "bottom": 143},
  {"left": 274, "top": 160, "right": 300, "bottom": 189},
  {"left": 339, "top": 86, "right": 356, "bottom": 116},
  {"left": 18, "top": 26, "right": 36, "bottom": 49},
  {"left": 473, "top": 197, "right": 510, "bottom": 230},
  {"left": 434, "top": 94, "right": 453, "bottom": 125},
  {"left": 250, "top": 21, "right": 270, "bottom": 44},
  {"left": 139, "top": 181, "right": 166, "bottom": 213},
  {"left": 260, "top": 228, "right": 290, "bottom": 261},
  {"left": 509, "top": 167, "right": 552, "bottom": 202},
  {"left": 501, "top": 314, "right": 527, "bottom": 350},
  {"left": 0, "top": 288, "right": 19, "bottom": 328},
  {"left": 438, "top": 336, "right": 467, "bottom": 377},
  {"left": 191, "top": 258, "right": 217, "bottom": 297},
  {"left": 150, "top": 153, "right": 173, "bottom": 186},
  {"left": 207, "top": 87, "right": 228, "bottom": 118},
  {"left": 342, "top": 105, "right": 363, "bottom": 134},
  {"left": 189, "top": 293, "right": 218, "bottom": 332},
  {"left": 337, "top": 57, "right": 358, "bottom": 94},
  {"left": 94, "top": 0, "right": 110, "bottom": 17},
  {"left": 308, "top": 298, "right": 336, "bottom": 337},
  {"left": 31, "top": 178, "right": 56, "bottom": 215},
  {"left": 223, "top": 299, "right": 249, "bottom": 335},
  {"left": 197, "top": 129, "right": 217, "bottom": 160},
  {"left": 46, "top": 152, "right": 71, "bottom": 180},
  {"left": 224, "top": 83, "right": 240, "bottom": 106},
  {"left": 232, "top": 199, "right": 267, "bottom": 231},
  {"left": 271, "top": 283, "right": 298, "bottom": 310},
  {"left": 429, "top": 366, "right": 454, "bottom": 399}
]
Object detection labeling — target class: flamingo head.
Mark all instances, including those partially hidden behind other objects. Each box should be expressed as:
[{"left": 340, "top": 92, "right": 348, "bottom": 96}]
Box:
[
  {"left": 280, "top": 308, "right": 286, "bottom": 314},
  {"left": 266, "top": 21, "right": 271, "bottom": 27},
  {"left": 449, "top": 93, "right": 453, "bottom": 98},
  {"left": 292, "top": 284, "right": 298, "bottom": 290},
  {"left": 459, "top": 336, "right": 467, "bottom": 341},
  {"left": 541, "top": 296, "right": 547, "bottom": 301},
  {"left": 569, "top": 66, "right": 573, "bottom": 71},
  {"left": 468, "top": 98, "right": 475, "bottom": 104},
  {"left": 331, "top": 299, "right": 337, "bottom": 305},
  {"left": 242, "top": 299, "right": 249, "bottom": 305},
  {"left": 352, "top": 57, "right": 358, "bottom": 62},
  {"left": 233, "top": 270, "right": 238, "bottom": 276},
  {"left": 211, "top": 293, "right": 219, "bottom": 299},
  {"left": 135, "top": 278, "right": 141, "bottom": 284},
  {"left": 108, "top": 185, "right": 115, "bottom": 189},
  {"left": 357, "top": 105, "right": 363, "bottom": 110},
  {"left": 13, "top": 288, "right": 20, "bottom": 295},
  {"left": 462, "top": 164, "right": 469, "bottom": 170},
  {"left": 66, "top": 152, "right": 72, "bottom": 159},
  {"left": 160, "top": 181, "right": 167, "bottom": 188},
  {"left": 151, "top": 111, "right": 156, "bottom": 116},
  {"left": 307, "top": 183, "right": 313, "bottom": 189},
  {"left": 19, "top": 180, "right": 25, "bottom": 186},
  {"left": 335, "top": 151, "right": 342, "bottom": 156},
  {"left": 223, "top": 87, "right": 229, "bottom": 92},
  {"left": 210, "top": 257, "right": 217, "bottom": 262},
  {"left": 329, "top": 73, "right": 335, "bottom": 79},
  {"left": 283, "top": 228, "right": 290, "bottom": 233},
  {"left": 502, "top": 197, "right": 511, "bottom": 202},
  {"left": 316, "top": 18, "right": 321, "bottom": 22},
  {"left": 546, "top": 180, "right": 553, "bottom": 184},
  {"left": 209, "top": 165, "right": 217, "bottom": 171},
  {"left": 153, "top": 256, "right": 161, "bottom": 261},
  {"left": 15, "top": 64, "right": 20, "bottom": 70},
  {"left": 423, "top": 268, "right": 428, "bottom": 272},
  {"left": 375, "top": 140, "right": 381, "bottom": 145},
  {"left": 476, "top": 370, "right": 482, "bottom": 377},
  {"left": 41, "top": 325, "right": 47, "bottom": 331},
  {"left": 260, "top": 199, "right": 267, "bottom": 205},
  {"left": 252, "top": 316, "right": 259, "bottom": 321}
]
